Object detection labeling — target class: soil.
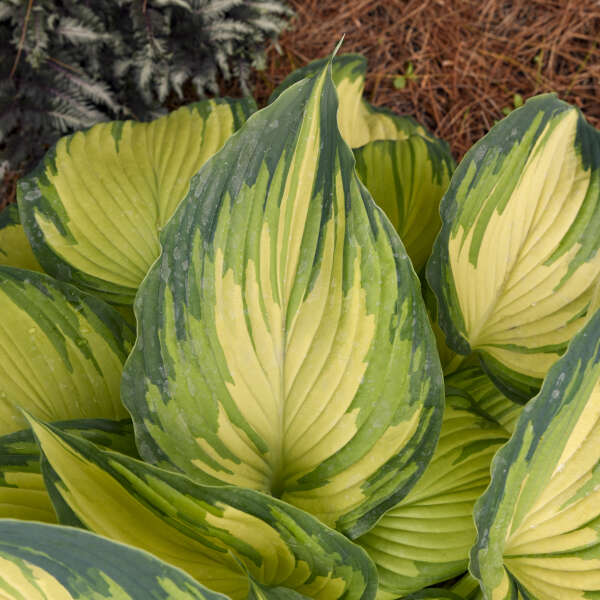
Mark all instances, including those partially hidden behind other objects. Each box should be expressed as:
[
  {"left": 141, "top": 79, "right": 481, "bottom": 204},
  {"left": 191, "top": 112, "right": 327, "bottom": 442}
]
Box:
[{"left": 3, "top": 0, "right": 600, "bottom": 207}]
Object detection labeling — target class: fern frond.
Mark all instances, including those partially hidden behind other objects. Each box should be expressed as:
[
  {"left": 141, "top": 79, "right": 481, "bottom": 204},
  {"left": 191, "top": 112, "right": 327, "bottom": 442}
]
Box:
[{"left": 0, "top": 0, "right": 293, "bottom": 173}]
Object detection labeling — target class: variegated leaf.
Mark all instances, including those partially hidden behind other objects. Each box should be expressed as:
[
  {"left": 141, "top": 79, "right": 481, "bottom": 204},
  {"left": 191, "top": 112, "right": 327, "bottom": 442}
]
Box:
[
  {"left": 427, "top": 94, "right": 600, "bottom": 401},
  {"left": 422, "top": 279, "right": 460, "bottom": 371},
  {"left": 446, "top": 367, "right": 523, "bottom": 435},
  {"left": 122, "top": 59, "right": 443, "bottom": 537},
  {"left": 247, "top": 580, "right": 311, "bottom": 600},
  {"left": 449, "top": 573, "right": 484, "bottom": 600},
  {"left": 18, "top": 99, "right": 256, "bottom": 304},
  {"left": 0, "top": 203, "right": 42, "bottom": 272},
  {"left": 269, "top": 54, "right": 429, "bottom": 148},
  {"left": 0, "top": 519, "right": 230, "bottom": 599},
  {"left": 0, "top": 267, "right": 134, "bottom": 435},
  {"left": 0, "top": 418, "right": 137, "bottom": 523},
  {"left": 357, "top": 374, "right": 509, "bottom": 597},
  {"left": 30, "top": 418, "right": 377, "bottom": 600},
  {"left": 471, "top": 309, "right": 600, "bottom": 600},
  {"left": 353, "top": 136, "right": 454, "bottom": 272},
  {"left": 401, "top": 590, "right": 464, "bottom": 600}
]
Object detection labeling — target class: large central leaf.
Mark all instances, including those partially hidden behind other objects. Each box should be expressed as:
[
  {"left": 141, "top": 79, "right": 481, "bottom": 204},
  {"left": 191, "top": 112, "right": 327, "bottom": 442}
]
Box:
[
  {"left": 268, "top": 54, "right": 428, "bottom": 149},
  {"left": 123, "top": 60, "right": 443, "bottom": 538}
]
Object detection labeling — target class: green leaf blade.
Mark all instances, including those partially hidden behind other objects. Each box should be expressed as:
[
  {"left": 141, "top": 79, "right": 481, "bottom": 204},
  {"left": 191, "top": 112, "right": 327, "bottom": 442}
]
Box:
[
  {"left": 427, "top": 94, "right": 600, "bottom": 401},
  {"left": 123, "top": 60, "right": 443, "bottom": 537},
  {"left": 0, "top": 418, "right": 137, "bottom": 524},
  {"left": 0, "top": 267, "right": 134, "bottom": 435},
  {"left": 471, "top": 309, "right": 600, "bottom": 599},
  {"left": 354, "top": 135, "right": 454, "bottom": 272},
  {"left": 18, "top": 99, "right": 256, "bottom": 304},
  {"left": 269, "top": 53, "right": 429, "bottom": 148},
  {"left": 0, "top": 519, "right": 232, "bottom": 599},
  {"left": 0, "top": 204, "right": 43, "bottom": 273},
  {"left": 30, "top": 418, "right": 377, "bottom": 600},
  {"left": 357, "top": 370, "right": 510, "bottom": 596}
]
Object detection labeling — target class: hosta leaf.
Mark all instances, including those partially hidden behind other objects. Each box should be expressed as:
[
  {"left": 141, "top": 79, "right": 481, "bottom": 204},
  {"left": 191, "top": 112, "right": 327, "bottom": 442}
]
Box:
[
  {"left": 422, "top": 279, "right": 459, "bottom": 371},
  {"left": 471, "top": 309, "right": 600, "bottom": 600},
  {"left": 269, "top": 54, "right": 428, "bottom": 148},
  {"left": 401, "top": 591, "right": 463, "bottom": 600},
  {"left": 0, "top": 267, "right": 134, "bottom": 435},
  {"left": 247, "top": 580, "right": 311, "bottom": 600},
  {"left": 450, "top": 573, "right": 484, "bottom": 599},
  {"left": 427, "top": 94, "right": 600, "bottom": 401},
  {"left": 18, "top": 99, "right": 256, "bottom": 304},
  {"left": 30, "top": 418, "right": 377, "bottom": 600},
  {"left": 353, "top": 136, "right": 454, "bottom": 272},
  {"left": 357, "top": 374, "right": 509, "bottom": 597},
  {"left": 446, "top": 367, "right": 523, "bottom": 435},
  {"left": 0, "top": 519, "right": 230, "bottom": 599},
  {"left": 122, "top": 59, "right": 443, "bottom": 537},
  {"left": 0, "top": 204, "right": 42, "bottom": 272},
  {"left": 0, "top": 418, "right": 136, "bottom": 523}
]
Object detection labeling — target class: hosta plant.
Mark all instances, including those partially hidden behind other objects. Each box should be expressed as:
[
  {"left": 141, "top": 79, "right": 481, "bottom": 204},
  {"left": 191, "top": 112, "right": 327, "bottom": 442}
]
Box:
[{"left": 1, "top": 49, "right": 600, "bottom": 600}]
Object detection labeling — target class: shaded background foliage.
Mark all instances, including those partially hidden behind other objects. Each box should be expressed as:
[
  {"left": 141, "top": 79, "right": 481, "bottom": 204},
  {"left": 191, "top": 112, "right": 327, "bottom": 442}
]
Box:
[{"left": 0, "top": 0, "right": 291, "bottom": 200}]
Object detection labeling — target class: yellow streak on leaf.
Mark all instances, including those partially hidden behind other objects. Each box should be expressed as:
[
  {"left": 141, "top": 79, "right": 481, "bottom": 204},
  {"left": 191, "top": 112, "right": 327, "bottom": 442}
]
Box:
[
  {"left": 449, "top": 109, "right": 600, "bottom": 378},
  {"left": 0, "top": 556, "right": 72, "bottom": 600},
  {"left": 30, "top": 422, "right": 249, "bottom": 599},
  {"left": 0, "top": 224, "right": 42, "bottom": 272}
]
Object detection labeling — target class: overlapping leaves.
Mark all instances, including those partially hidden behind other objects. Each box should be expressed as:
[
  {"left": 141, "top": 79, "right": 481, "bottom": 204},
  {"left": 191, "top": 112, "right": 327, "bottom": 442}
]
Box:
[
  {"left": 269, "top": 54, "right": 427, "bottom": 148},
  {"left": 31, "top": 418, "right": 376, "bottom": 600},
  {"left": 271, "top": 54, "right": 455, "bottom": 273},
  {"left": 0, "top": 267, "right": 133, "bottom": 435},
  {"left": 18, "top": 99, "right": 256, "bottom": 304},
  {"left": 472, "top": 310, "right": 600, "bottom": 599},
  {"left": 122, "top": 58, "right": 443, "bottom": 538},
  {"left": 0, "top": 418, "right": 137, "bottom": 523},
  {"left": 2, "top": 46, "right": 600, "bottom": 600},
  {"left": 428, "top": 95, "right": 600, "bottom": 401},
  {"left": 0, "top": 519, "right": 231, "bottom": 599},
  {"left": 358, "top": 369, "right": 511, "bottom": 597}
]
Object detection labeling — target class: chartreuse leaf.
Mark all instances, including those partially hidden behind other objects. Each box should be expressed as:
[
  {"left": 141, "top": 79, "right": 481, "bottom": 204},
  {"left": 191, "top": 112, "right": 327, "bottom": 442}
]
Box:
[
  {"left": 0, "top": 519, "right": 231, "bottom": 599},
  {"left": 0, "top": 418, "right": 136, "bottom": 523},
  {"left": 450, "top": 573, "right": 484, "bottom": 599},
  {"left": 354, "top": 135, "right": 454, "bottom": 272},
  {"left": 247, "top": 580, "right": 310, "bottom": 600},
  {"left": 357, "top": 372, "right": 509, "bottom": 597},
  {"left": 29, "top": 418, "right": 377, "bottom": 600},
  {"left": 269, "top": 54, "right": 428, "bottom": 148},
  {"left": 0, "top": 204, "right": 42, "bottom": 272},
  {"left": 122, "top": 59, "right": 443, "bottom": 538},
  {"left": 400, "top": 590, "right": 463, "bottom": 600},
  {"left": 427, "top": 94, "right": 600, "bottom": 401},
  {"left": 471, "top": 309, "right": 600, "bottom": 600},
  {"left": 446, "top": 367, "right": 523, "bottom": 435},
  {"left": 422, "top": 279, "right": 460, "bottom": 371},
  {"left": 18, "top": 98, "right": 256, "bottom": 304},
  {"left": 449, "top": 573, "right": 524, "bottom": 600},
  {"left": 0, "top": 267, "right": 134, "bottom": 435}
]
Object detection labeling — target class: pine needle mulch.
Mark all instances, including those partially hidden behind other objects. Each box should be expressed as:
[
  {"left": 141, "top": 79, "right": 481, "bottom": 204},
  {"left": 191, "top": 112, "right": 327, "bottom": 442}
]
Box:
[
  {"left": 3, "top": 0, "right": 600, "bottom": 208},
  {"left": 252, "top": 0, "right": 600, "bottom": 161}
]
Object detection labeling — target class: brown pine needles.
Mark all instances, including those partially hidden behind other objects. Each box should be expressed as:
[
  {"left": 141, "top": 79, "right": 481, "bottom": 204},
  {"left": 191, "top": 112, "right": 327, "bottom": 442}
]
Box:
[{"left": 253, "top": 0, "right": 600, "bottom": 161}]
